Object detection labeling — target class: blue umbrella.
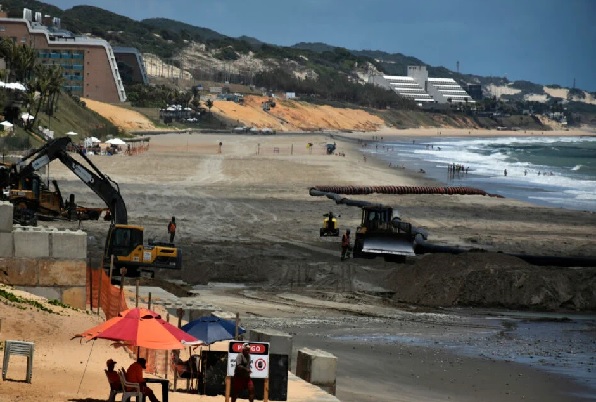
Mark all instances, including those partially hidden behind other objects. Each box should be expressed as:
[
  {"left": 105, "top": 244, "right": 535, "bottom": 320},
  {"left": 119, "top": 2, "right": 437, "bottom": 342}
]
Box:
[{"left": 181, "top": 316, "right": 246, "bottom": 345}]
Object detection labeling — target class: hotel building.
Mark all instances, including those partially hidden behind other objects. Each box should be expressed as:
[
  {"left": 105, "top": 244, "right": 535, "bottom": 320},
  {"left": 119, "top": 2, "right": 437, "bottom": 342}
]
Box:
[{"left": 0, "top": 7, "right": 126, "bottom": 103}]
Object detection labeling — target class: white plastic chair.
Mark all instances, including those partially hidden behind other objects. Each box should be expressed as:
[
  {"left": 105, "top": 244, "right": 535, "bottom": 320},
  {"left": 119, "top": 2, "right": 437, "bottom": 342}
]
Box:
[{"left": 117, "top": 368, "right": 145, "bottom": 402}]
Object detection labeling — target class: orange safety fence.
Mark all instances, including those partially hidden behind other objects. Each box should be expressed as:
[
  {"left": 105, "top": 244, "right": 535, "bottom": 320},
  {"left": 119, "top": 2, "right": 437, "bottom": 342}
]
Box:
[{"left": 86, "top": 267, "right": 164, "bottom": 375}]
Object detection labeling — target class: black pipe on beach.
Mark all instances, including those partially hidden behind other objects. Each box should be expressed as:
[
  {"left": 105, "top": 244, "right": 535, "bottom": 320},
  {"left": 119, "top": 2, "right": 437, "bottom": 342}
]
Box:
[
  {"left": 310, "top": 185, "right": 504, "bottom": 197},
  {"left": 414, "top": 241, "right": 596, "bottom": 268}
]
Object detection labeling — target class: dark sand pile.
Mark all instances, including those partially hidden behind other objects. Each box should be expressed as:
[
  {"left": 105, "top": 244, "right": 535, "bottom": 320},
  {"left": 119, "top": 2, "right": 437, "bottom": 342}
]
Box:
[{"left": 389, "top": 251, "right": 596, "bottom": 311}]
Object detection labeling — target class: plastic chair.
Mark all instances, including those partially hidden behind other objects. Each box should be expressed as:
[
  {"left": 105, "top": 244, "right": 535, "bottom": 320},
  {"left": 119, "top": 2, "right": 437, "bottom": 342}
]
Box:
[
  {"left": 106, "top": 369, "right": 123, "bottom": 402},
  {"left": 2, "top": 340, "right": 34, "bottom": 383},
  {"left": 117, "top": 368, "right": 144, "bottom": 402}
]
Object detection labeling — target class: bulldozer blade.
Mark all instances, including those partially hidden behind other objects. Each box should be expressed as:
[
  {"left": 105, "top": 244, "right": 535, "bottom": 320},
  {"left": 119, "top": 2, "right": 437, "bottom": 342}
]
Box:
[{"left": 361, "top": 235, "right": 415, "bottom": 256}]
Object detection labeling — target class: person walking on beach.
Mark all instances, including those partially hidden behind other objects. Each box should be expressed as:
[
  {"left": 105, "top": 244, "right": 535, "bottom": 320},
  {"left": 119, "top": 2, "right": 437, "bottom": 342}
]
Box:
[
  {"left": 232, "top": 343, "right": 254, "bottom": 402},
  {"left": 341, "top": 229, "right": 352, "bottom": 261},
  {"left": 168, "top": 216, "right": 176, "bottom": 243},
  {"left": 504, "top": 169, "right": 508, "bottom": 177}
]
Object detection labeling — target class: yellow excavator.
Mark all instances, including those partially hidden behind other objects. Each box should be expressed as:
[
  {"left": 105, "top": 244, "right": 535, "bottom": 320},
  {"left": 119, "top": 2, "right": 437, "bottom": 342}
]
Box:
[{"left": 12, "top": 137, "right": 181, "bottom": 277}]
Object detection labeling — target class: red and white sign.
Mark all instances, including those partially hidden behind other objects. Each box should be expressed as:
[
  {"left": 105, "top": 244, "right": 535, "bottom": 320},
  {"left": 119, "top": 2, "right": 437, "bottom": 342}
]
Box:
[{"left": 227, "top": 341, "right": 270, "bottom": 378}]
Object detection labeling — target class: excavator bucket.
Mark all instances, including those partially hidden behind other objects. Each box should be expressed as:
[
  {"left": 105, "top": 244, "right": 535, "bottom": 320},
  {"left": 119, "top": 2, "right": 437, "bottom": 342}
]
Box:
[{"left": 360, "top": 233, "right": 416, "bottom": 256}]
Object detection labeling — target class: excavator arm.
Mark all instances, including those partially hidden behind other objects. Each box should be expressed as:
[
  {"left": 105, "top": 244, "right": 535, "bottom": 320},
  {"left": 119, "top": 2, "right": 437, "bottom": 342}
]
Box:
[{"left": 16, "top": 137, "right": 128, "bottom": 224}]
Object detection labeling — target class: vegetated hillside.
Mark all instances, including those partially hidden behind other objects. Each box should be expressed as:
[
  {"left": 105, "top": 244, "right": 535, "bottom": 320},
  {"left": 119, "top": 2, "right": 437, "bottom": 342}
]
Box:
[
  {"left": 8, "top": 0, "right": 593, "bottom": 105},
  {"left": 33, "top": 93, "right": 122, "bottom": 142}
]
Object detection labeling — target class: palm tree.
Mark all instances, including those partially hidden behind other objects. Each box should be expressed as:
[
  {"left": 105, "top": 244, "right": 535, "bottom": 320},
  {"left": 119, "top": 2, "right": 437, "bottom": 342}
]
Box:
[
  {"left": 28, "top": 64, "right": 51, "bottom": 130},
  {"left": 45, "top": 65, "right": 64, "bottom": 116}
]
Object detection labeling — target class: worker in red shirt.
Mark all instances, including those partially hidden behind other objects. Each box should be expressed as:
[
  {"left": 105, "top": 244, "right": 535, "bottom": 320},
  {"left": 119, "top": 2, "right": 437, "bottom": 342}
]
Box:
[
  {"left": 126, "top": 358, "right": 159, "bottom": 402},
  {"left": 341, "top": 229, "right": 352, "bottom": 261}
]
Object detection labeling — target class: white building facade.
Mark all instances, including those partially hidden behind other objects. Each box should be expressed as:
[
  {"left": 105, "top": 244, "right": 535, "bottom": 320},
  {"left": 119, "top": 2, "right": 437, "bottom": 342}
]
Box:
[{"left": 370, "top": 65, "right": 474, "bottom": 105}]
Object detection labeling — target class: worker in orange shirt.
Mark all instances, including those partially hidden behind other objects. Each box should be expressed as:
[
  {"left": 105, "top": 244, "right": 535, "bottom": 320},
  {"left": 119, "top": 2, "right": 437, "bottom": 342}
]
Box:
[{"left": 126, "top": 358, "right": 159, "bottom": 402}]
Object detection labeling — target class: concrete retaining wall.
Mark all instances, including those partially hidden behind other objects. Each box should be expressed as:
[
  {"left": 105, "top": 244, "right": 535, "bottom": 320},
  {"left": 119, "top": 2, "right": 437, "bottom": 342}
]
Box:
[
  {"left": 295, "top": 348, "right": 337, "bottom": 395},
  {"left": 0, "top": 203, "right": 89, "bottom": 309},
  {"left": 249, "top": 328, "right": 293, "bottom": 366}
]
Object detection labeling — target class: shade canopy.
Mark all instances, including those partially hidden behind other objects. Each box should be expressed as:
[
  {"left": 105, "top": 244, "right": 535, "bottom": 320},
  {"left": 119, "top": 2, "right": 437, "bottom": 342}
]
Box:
[
  {"left": 181, "top": 316, "right": 246, "bottom": 345},
  {"left": 106, "top": 138, "right": 126, "bottom": 145},
  {"left": 65, "top": 131, "right": 78, "bottom": 136},
  {"left": 0, "top": 121, "right": 13, "bottom": 127},
  {"left": 78, "top": 308, "right": 200, "bottom": 350}
]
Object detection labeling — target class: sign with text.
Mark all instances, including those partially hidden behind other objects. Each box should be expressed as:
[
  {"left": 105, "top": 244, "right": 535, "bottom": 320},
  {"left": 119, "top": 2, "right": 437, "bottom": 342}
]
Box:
[{"left": 226, "top": 341, "right": 270, "bottom": 379}]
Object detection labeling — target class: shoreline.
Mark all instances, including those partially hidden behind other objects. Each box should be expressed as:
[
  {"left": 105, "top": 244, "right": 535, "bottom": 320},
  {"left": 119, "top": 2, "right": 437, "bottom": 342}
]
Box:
[{"left": 332, "top": 131, "right": 596, "bottom": 213}]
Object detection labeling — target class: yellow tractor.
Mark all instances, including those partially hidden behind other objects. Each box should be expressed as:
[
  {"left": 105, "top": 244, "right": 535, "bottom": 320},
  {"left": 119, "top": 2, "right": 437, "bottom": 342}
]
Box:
[{"left": 320, "top": 211, "right": 340, "bottom": 237}]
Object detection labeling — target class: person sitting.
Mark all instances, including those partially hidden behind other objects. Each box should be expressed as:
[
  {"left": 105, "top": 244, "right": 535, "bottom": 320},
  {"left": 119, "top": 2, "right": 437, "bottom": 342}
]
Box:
[
  {"left": 126, "top": 358, "right": 160, "bottom": 402},
  {"left": 172, "top": 350, "right": 192, "bottom": 378},
  {"left": 106, "top": 359, "right": 121, "bottom": 388}
]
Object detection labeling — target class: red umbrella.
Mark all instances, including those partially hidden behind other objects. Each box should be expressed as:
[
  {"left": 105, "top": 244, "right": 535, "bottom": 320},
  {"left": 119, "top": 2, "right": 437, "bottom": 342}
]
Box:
[
  {"left": 83, "top": 308, "right": 200, "bottom": 350},
  {"left": 76, "top": 308, "right": 160, "bottom": 340}
]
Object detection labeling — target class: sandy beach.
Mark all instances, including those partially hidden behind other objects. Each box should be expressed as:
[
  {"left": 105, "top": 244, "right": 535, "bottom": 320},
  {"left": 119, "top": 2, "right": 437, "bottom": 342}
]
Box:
[{"left": 1, "top": 130, "right": 595, "bottom": 402}]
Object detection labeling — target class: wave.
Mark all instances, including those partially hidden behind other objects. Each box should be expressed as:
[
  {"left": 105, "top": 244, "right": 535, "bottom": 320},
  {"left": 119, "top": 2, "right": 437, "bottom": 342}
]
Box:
[{"left": 571, "top": 165, "right": 584, "bottom": 171}]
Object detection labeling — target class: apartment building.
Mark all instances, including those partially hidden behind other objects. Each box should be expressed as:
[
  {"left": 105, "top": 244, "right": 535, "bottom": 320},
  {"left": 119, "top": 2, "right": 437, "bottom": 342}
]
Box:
[
  {"left": 370, "top": 65, "right": 474, "bottom": 105},
  {"left": 0, "top": 7, "right": 126, "bottom": 103}
]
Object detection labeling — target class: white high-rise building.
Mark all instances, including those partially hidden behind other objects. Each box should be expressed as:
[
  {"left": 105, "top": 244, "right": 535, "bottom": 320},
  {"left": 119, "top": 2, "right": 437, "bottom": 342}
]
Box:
[{"left": 370, "top": 66, "right": 474, "bottom": 105}]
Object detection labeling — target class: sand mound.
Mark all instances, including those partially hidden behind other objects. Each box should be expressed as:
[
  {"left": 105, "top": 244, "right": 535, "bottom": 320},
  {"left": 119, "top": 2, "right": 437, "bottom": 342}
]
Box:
[
  {"left": 389, "top": 252, "right": 596, "bottom": 310},
  {"left": 82, "top": 98, "right": 159, "bottom": 132},
  {"left": 213, "top": 95, "right": 385, "bottom": 132}
]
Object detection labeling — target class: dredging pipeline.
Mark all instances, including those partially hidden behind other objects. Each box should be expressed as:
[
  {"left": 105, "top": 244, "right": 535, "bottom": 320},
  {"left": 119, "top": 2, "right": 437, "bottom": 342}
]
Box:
[
  {"left": 310, "top": 185, "right": 504, "bottom": 197},
  {"left": 414, "top": 239, "right": 596, "bottom": 268}
]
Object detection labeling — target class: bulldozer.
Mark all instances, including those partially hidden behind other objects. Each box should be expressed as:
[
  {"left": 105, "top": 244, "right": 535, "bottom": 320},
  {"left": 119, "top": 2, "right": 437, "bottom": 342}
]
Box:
[
  {"left": 0, "top": 159, "right": 108, "bottom": 224},
  {"left": 320, "top": 211, "right": 340, "bottom": 237},
  {"left": 310, "top": 188, "right": 426, "bottom": 262},
  {"left": 352, "top": 205, "right": 419, "bottom": 262}
]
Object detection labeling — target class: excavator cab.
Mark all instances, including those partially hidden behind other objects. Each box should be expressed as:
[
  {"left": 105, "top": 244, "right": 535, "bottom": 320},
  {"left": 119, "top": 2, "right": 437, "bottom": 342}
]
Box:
[
  {"left": 104, "top": 224, "right": 182, "bottom": 277},
  {"left": 320, "top": 211, "right": 340, "bottom": 237},
  {"left": 353, "top": 206, "right": 416, "bottom": 261}
]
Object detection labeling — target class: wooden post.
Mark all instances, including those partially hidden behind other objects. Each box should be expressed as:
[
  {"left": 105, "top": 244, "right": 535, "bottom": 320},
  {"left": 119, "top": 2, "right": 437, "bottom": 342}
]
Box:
[
  {"left": 96, "top": 268, "right": 102, "bottom": 315},
  {"left": 118, "top": 268, "right": 127, "bottom": 313},
  {"left": 235, "top": 312, "right": 240, "bottom": 340},
  {"left": 88, "top": 267, "right": 93, "bottom": 312},
  {"left": 264, "top": 377, "right": 270, "bottom": 402},
  {"left": 177, "top": 308, "right": 184, "bottom": 328},
  {"left": 147, "top": 292, "right": 152, "bottom": 310},
  {"left": 225, "top": 376, "right": 231, "bottom": 402},
  {"left": 107, "top": 256, "right": 113, "bottom": 317},
  {"left": 135, "top": 278, "right": 140, "bottom": 308},
  {"left": 291, "top": 144, "right": 293, "bottom": 155}
]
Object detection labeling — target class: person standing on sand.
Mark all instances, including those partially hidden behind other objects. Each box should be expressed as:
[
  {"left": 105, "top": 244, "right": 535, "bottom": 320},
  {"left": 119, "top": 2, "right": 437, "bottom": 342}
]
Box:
[
  {"left": 232, "top": 343, "right": 254, "bottom": 402},
  {"left": 168, "top": 217, "right": 176, "bottom": 243},
  {"left": 341, "top": 229, "right": 352, "bottom": 261}
]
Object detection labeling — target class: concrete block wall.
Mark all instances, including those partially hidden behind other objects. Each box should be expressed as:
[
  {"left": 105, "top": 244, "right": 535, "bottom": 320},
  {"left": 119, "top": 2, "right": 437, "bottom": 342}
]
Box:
[
  {"left": 0, "top": 202, "right": 13, "bottom": 232},
  {"left": 295, "top": 348, "right": 337, "bottom": 395},
  {"left": 0, "top": 202, "right": 89, "bottom": 309},
  {"left": 249, "top": 328, "right": 293, "bottom": 366}
]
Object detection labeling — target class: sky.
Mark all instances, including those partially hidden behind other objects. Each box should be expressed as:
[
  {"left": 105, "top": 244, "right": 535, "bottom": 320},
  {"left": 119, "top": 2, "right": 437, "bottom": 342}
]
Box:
[{"left": 45, "top": 0, "right": 596, "bottom": 91}]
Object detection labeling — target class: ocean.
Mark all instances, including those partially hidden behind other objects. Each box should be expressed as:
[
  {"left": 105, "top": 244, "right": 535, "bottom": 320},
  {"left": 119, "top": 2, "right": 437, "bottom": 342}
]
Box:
[{"left": 364, "top": 135, "right": 596, "bottom": 212}]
